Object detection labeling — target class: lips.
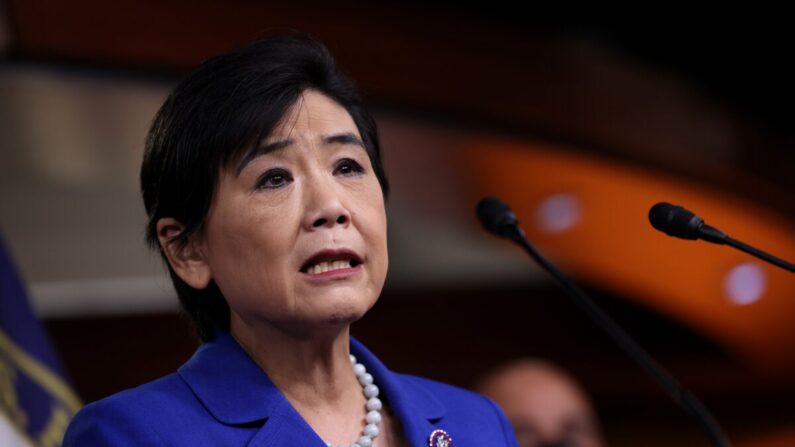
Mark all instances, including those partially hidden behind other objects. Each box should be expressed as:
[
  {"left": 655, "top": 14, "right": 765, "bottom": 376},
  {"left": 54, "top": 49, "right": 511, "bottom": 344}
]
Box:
[{"left": 300, "top": 249, "right": 363, "bottom": 274}]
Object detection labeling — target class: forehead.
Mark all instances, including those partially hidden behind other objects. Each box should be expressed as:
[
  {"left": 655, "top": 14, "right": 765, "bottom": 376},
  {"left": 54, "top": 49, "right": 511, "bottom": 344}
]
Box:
[
  {"left": 230, "top": 89, "right": 365, "bottom": 176},
  {"left": 267, "top": 89, "right": 359, "bottom": 141}
]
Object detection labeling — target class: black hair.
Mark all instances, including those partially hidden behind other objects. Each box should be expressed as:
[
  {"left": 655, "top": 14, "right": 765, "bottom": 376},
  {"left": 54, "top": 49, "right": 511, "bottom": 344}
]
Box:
[{"left": 140, "top": 35, "right": 388, "bottom": 342}]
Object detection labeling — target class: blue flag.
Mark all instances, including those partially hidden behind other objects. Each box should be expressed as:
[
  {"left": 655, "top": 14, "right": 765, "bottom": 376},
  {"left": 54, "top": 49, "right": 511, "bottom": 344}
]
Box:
[{"left": 0, "top": 236, "right": 81, "bottom": 446}]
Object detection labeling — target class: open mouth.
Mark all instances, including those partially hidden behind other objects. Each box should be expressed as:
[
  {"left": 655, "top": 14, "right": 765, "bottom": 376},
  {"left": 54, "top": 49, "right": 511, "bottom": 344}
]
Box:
[{"left": 300, "top": 250, "right": 363, "bottom": 275}]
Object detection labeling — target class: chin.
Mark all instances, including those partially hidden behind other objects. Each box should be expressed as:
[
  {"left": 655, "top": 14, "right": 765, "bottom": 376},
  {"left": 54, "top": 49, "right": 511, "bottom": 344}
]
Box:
[
  {"left": 322, "top": 297, "right": 374, "bottom": 326},
  {"left": 325, "top": 307, "right": 367, "bottom": 326}
]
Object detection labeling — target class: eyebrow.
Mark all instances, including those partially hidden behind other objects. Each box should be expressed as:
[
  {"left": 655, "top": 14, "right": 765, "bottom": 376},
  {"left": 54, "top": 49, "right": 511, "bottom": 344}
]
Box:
[
  {"left": 235, "top": 132, "right": 366, "bottom": 176},
  {"left": 324, "top": 133, "right": 365, "bottom": 148},
  {"left": 236, "top": 140, "right": 292, "bottom": 176}
]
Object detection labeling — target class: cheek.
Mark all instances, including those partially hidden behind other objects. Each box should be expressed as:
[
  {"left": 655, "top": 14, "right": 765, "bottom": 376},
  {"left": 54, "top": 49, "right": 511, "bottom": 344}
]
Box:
[
  {"left": 355, "top": 180, "right": 386, "bottom": 231},
  {"left": 206, "top": 200, "right": 295, "bottom": 286},
  {"left": 361, "top": 188, "right": 389, "bottom": 271}
]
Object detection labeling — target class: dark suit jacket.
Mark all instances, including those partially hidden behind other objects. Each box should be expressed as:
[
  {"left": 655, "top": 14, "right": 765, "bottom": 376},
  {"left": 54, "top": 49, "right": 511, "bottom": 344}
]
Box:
[{"left": 63, "top": 332, "right": 518, "bottom": 446}]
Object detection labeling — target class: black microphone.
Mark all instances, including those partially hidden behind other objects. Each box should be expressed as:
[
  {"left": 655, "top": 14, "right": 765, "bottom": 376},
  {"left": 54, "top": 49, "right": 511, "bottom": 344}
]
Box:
[
  {"left": 476, "top": 196, "right": 732, "bottom": 447},
  {"left": 477, "top": 197, "right": 523, "bottom": 241},
  {"left": 648, "top": 202, "right": 727, "bottom": 244},
  {"left": 649, "top": 202, "right": 795, "bottom": 273}
]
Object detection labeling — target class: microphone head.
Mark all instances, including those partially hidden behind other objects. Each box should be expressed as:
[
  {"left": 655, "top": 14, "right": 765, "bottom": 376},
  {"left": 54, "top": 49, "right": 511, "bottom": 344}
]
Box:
[
  {"left": 477, "top": 196, "right": 519, "bottom": 238},
  {"left": 648, "top": 202, "right": 703, "bottom": 240}
]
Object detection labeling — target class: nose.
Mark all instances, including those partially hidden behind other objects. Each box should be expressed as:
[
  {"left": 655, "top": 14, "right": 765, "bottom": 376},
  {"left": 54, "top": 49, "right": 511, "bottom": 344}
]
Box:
[
  {"left": 302, "top": 176, "right": 351, "bottom": 231},
  {"left": 312, "top": 213, "right": 349, "bottom": 228}
]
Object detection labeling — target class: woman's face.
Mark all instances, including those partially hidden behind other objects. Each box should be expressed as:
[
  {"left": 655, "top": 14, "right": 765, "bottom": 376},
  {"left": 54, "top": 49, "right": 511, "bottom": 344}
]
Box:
[{"left": 200, "top": 90, "right": 388, "bottom": 336}]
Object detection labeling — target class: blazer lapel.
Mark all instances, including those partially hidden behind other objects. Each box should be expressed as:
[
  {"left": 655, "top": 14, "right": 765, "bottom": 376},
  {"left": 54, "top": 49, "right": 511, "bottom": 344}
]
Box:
[
  {"left": 243, "top": 398, "right": 328, "bottom": 447},
  {"left": 178, "top": 332, "right": 328, "bottom": 447}
]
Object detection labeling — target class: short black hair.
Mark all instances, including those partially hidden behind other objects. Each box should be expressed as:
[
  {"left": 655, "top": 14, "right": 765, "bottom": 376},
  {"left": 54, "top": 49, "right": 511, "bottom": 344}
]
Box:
[{"left": 140, "top": 35, "right": 388, "bottom": 342}]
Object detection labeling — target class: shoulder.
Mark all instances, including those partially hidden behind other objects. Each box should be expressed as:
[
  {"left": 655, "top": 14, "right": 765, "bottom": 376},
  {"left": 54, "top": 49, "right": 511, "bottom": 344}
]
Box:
[
  {"left": 63, "top": 373, "right": 196, "bottom": 447},
  {"left": 350, "top": 338, "right": 518, "bottom": 446},
  {"left": 394, "top": 373, "right": 519, "bottom": 446},
  {"left": 396, "top": 373, "right": 488, "bottom": 407}
]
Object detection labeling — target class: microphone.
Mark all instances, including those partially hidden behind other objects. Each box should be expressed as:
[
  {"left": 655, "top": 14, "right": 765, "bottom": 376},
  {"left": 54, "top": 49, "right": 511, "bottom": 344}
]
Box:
[
  {"left": 476, "top": 196, "right": 732, "bottom": 447},
  {"left": 476, "top": 197, "right": 523, "bottom": 241},
  {"left": 649, "top": 202, "right": 795, "bottom": 273},
  {"left": 648, "top": 202, "right": 727, "bottom": 244}
]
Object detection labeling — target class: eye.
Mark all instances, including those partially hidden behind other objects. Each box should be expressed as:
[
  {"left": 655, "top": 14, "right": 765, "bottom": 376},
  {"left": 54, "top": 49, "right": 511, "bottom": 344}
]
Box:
[
  {"left": 256, "top": 168, "right": 293, "bottom": 190},
  {"left": 334, "top": 158, "right": 365, "bottom": 177}
]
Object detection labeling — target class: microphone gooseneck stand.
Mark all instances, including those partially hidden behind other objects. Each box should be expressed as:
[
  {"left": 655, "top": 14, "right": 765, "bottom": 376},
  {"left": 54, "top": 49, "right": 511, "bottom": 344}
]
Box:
[
  {"left": 724, "top": 237, "right": 795, "bottom": 272},
  {"left": 648, "top": 201, "right": 795, "bottom": 273},
  {"left": 477, "top": 197, "right": 732, "bottom": 447}
]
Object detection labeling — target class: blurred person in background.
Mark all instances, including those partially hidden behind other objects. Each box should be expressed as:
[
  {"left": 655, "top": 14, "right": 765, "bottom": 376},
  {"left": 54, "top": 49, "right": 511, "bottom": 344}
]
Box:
[{"left": 478, "top": 359, "right": 605, "bottom": 447}]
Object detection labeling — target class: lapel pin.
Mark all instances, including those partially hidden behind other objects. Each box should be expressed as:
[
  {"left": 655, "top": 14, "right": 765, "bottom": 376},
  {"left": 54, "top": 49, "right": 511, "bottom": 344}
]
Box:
[{"left": 428, "top": 429, "right": 453, "bottom": 447}]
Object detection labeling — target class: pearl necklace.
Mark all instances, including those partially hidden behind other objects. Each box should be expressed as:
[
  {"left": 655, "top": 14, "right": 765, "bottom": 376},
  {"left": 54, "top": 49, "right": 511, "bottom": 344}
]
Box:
[{"left": 324, "top": 354, "right": 383, "bottom": 447}]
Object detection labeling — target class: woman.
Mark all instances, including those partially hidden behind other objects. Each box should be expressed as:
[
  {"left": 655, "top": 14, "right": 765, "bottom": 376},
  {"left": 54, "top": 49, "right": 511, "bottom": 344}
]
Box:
[{"left": 64, "top": 35, "right": 518, "bottom": 447}]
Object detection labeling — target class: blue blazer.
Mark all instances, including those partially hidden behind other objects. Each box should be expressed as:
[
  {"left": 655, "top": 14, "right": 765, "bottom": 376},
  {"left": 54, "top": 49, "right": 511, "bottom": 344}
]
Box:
[{"left": 64, "top": 333, "right": 518, "bottom": 446}]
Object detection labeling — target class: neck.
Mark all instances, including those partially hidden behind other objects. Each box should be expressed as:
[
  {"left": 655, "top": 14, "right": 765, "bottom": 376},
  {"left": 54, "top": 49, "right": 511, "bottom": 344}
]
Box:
[{"left": 229, "top": 313, "right": 361, "bottom": 408}]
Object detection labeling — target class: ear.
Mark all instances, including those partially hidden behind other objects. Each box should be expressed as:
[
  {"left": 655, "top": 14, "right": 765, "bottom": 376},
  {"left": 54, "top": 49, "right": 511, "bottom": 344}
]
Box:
[{"left": 156, "top": 218, "right": 212, "bottom": 289}]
